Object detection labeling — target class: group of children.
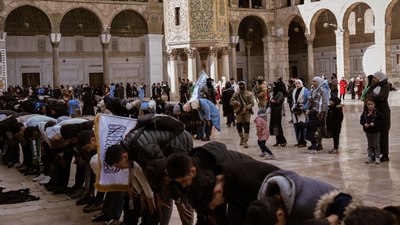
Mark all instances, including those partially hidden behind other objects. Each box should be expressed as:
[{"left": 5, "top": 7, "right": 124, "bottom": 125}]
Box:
[{"left": 254, "top": 93, "right": 382, "bottom": 164}]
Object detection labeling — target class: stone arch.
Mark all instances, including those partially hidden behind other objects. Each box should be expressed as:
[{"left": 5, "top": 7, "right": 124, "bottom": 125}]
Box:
[
  {"left": 385, "top": 0, "right": 399, "bottom": 26},
  {"left": 309, "top": 8, "right": 337, "bottom": 36},
  {"left": 60, "top": 7, "right": 103, "bottom": 37},
  {"left": 283, "top": 14, "right": 307, "bottom": 36},
  {"left": 110, "top": 10, "right": 149, "bottom": 37},
  {"left": 342, "top": 2, "right": 373, "bottom": 30},
  {"left": 4, "top": 5, "right": 52, "bottom": 35},
  {"left": 310, "top": 9, "right": 337, "bottom": 48},
  {"left": 237, "top": 14, "right": 268, "bottom": 38}
]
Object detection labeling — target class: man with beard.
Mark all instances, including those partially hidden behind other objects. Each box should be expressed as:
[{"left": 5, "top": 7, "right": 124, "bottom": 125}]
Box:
[
  {"left": 230, "top": 81, "right": 254, "bottom": 148},
  {"left": 199, "top": 78, "right": 217, "bottom": 104}
]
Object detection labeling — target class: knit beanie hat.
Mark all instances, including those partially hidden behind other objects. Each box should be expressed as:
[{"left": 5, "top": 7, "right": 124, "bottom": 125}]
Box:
[
  {"left": 190, "top": 99, "right": 200, "bottom": 110},
  {"left": 173, "top": 104, "right": 181, "bottom": 114},
  {"left": 183, "top": 102, "right": 191, "bottom": 112},
  {"left": 258, "top": 108, "right": 266, "bottom": 115},
  {"left": 330, "top": 96, "right": 341, "bottom": 105},
  {"left": 373, "top": 71, "right": 387, "bottom": 82}
]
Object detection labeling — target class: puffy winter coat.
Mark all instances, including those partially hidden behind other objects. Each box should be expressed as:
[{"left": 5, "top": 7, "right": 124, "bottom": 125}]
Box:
[
  {"left": 258, "top": 170, "right": 337, "bottom": 224},
  {"left": 121, "top": 114, "right": 193, "bottom": 169}
]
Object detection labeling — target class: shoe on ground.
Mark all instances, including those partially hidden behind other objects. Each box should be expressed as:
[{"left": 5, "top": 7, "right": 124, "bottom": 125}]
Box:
[
  {"left": 280, "top": 143, "right": 287, "bottom": 147},
  {"left": 76, "top": 194, "right": 93, "bottom": 205},
  {"left": 24, "top": 169, "right": 39, "bottom": 176},
  {"left": 92, "top": 213, "right": 108, "bottom": 222},
  {"left": 365, "top": 158, "right": 374, "bottom": 164},
  {"left": 259, "top": 152, "right": 267, "bottom": 157},
  {"left": 32, "top": 173, "right": 46, "bottom": 182},
  {"left": 265, "top": 154, "right": 275, "bottom": 160},
  {"left": 308, "top": 146, "right": 313, "bottom": 150},
  {"left": 375, "top": 158, "right": 381, "bottom": 164},
  {"left": 328, "top": 149, "right": 339, "bottom": 154},
  {"left": 243, "top": 142, "right": 248, "bottom": 148},
  {"left": 310, "top": 150, "right": 317, "bottom": 154},
  {"left": 201, "top": 137, "right": 210, "bottom": 141},
  {"left": 39, "top": 176, "right": 51, "bottom": 185},
  {"left": 70, "top": 188, "right": 87, "bottom": 199},
  {"left": 83, "top": 203, "right": 102, "bottom": 213},
  {"left": 380, "top": 157, "right": 390, "bottom": 162},
  {"left": 317, "top": 145, "right": 323, "bottom": 151}
]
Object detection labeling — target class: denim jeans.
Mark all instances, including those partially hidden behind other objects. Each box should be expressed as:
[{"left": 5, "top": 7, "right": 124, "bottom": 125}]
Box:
[
  {"left": 257, "top": 140, "right": 273, "bottom": 155},
  {"left": 366, "top": 132, "right": 380, "bottom": 159}
]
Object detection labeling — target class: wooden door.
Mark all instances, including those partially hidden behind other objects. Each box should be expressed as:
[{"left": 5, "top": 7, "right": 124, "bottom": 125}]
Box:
[
  {"left": 237, "top": 68, "right": 243, "bottom": 82},
  {"left": 22, "top": 73, "right": 40, "bottom": 87},
  {"left": 89, "top": 73, "right": 103, "bottom": 88}
]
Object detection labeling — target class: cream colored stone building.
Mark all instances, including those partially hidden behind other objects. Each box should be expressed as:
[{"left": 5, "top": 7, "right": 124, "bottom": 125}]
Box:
[{"left": 0, "top": 0, "right": 399, "bottom": 97}]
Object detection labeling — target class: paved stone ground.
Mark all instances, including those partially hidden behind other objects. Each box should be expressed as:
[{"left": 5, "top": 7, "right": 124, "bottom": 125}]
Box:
[{"left": 1, "top": 92, "right": 400, "bottom": 225}]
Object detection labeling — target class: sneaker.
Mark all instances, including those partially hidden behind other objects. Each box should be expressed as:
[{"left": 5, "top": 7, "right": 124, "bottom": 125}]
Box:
[
  {"left": 375, "top": 158, "right": 381, "bottom": 164},
  {"left": 259, "top": 152, "right": 266, "bottom": 157},
  {"left": 76, "top": 194, "right": 93, "bottom": 205},
  {"left": 265, "top": 154, "right": 275, "bottom": 160},
  {"left": 317, "top": 145, "right": 323, "bottom": 151},
  {"left": 297, "top": 144, "right": 307, "bottom": 148},
  {"left": 365, "top": 158, "right": 374, "bottom": 164},
  {"left": 310, "top": 150, "right": 317, "bottom": 154},
  {"left": 39, "top": 176, "right": 51, "bottom": 185},
  {"left": 32, "top": 173, "right": 46, "bottom": 182}
]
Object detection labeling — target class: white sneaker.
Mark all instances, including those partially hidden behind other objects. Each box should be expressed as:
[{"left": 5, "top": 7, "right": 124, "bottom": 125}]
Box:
[
  {"left": 259, "top": 152, "right": 267, "bottom": 157},
  {"left": 32, "top": 173, "right": 46, "bottom": 182},
  {"left": 310, "top": 150, "right": 317, "bottom": 154},
  {"left": 265, "top": 154, "right": 275, "bottom": 160},
  {"left": 39, "top": 176, "right": 51, "bottom": 185}
]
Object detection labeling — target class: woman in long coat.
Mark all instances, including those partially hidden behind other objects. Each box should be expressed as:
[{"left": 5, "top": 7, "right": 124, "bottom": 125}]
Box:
[
  {"left": 269, "top": 80, "right": 287, "bottom": 146},
  {"left": 339, "top": 77, "right": 347, "bottom": 100}
]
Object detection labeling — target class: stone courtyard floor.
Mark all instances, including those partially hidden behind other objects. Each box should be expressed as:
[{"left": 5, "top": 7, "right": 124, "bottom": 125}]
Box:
[{"left": 1, "top": 92, "right": 400, "bottom": 225}]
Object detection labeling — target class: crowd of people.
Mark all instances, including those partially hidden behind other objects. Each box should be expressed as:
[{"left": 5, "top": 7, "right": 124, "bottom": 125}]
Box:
[{"left": 0, "top": 70, "right": 397, "bottom": 225}]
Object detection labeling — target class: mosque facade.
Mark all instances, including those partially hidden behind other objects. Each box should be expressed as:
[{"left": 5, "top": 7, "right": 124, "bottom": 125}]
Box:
[{"left": 0, "top": 0, "right": 398, "bottom": 97}]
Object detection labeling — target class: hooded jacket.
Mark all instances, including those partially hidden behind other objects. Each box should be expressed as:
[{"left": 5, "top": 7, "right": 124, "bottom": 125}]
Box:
[{"left": 258, "top": 170, "right": 336, "bottom": 224}]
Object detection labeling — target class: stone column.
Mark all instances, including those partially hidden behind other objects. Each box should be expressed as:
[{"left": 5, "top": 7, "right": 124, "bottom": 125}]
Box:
[
  {"left": 144, "top": 34, "right": 164, "bottom": 93},
  {"left": 0, "top": 31, "right": 7, "bottom": 93},
  {"left": 305, "top": 35, "right": 315, "bottom": 81},
  {"left": 335, "top": 29, "right": 350, "bottom": 82},
  {"left": 245, "top": 41, "right": 253, "bottom": 84},
  {"left": 209, "top": 46, "right": 218, "bottom": 81},
  {"left": 385, "top": 24, "right": 392, "bottom": 79},
  {"left": 50, "top": 33, "right": 61, "bottom": 88},
  {"left": 230, "top": 36, "right": 240, "bottom": 81},
  {"left": 166, "top": 48, "right": 178, "bottom": 100},
  {"left": 374, "top": 16, "right": 388, "bottom": 75},
  {"left": 100, "top": 33, "right": 111, "bottom": 86},
  {"left": 199, "top": 48, "right": 209, "bottom": 73},
  {"left": 263, "top": 36, "right": 290, "bottom": 83},
  {"left": 221, "top": 47, "right": 230, "bottom": 81},
  {"left": 185, "top": 47, "right": 197, "bottom": 82}
]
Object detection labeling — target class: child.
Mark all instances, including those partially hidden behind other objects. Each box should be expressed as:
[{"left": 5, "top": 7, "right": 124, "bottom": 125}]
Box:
[
  {"left": 254, "top": 108, "right": 274, "bottom": 159},
  {"left": 300, "top": 109, "right": 321, "bottom": 154},
  {"left": 360, "top": 99, "right": 382, "bottom": 164},
  {"left": 326, "top": 96, "right": 344, "bottom": 154}
]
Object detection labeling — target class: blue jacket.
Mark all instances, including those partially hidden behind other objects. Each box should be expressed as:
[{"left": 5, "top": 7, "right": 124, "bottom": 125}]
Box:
[{"left": 198, "top": 98, "right": 220, "bottom": 131}]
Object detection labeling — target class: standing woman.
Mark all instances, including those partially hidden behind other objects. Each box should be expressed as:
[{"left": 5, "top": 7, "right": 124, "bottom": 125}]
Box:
[
  {"left": 269, "top": 80, "right": 287, "bottom": 147},
  {"left": 365, "top": 71, "right": 391, "bottom": 162},
  {"left": 348, "top": 78, "right": 356, "bottom": 100},
  {"left": 291, "top": 79, "right": 309, "bottom": 147},
  {"left": 339, "top": 77, "right": 348, "bottom": 100}
]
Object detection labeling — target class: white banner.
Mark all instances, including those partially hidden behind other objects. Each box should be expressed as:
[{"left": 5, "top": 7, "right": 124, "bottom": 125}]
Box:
[{"left": 95, "top": 113, "right": 137, "bottom": 192}]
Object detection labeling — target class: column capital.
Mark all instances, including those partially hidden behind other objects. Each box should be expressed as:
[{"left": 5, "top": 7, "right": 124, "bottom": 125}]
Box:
[
  {"left": 184, "top": 47, "right": 197, "bottom": 59},
  {"left": 245, "top": 41, "right": 253, "bottom": 49},
  {"left": 208, "top": 46, "right": 218, "bottom": 57},
  {"left": 166, "top": 47, "right": 177, "bottom": 60},
  {"left": 220, "top": 47, "right": 229, "bottom": 55}
]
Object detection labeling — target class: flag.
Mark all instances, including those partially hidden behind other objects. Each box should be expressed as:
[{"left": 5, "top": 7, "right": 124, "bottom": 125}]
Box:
[{"left": 95, "top": 113, "right": 137, "bottom": 192}]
